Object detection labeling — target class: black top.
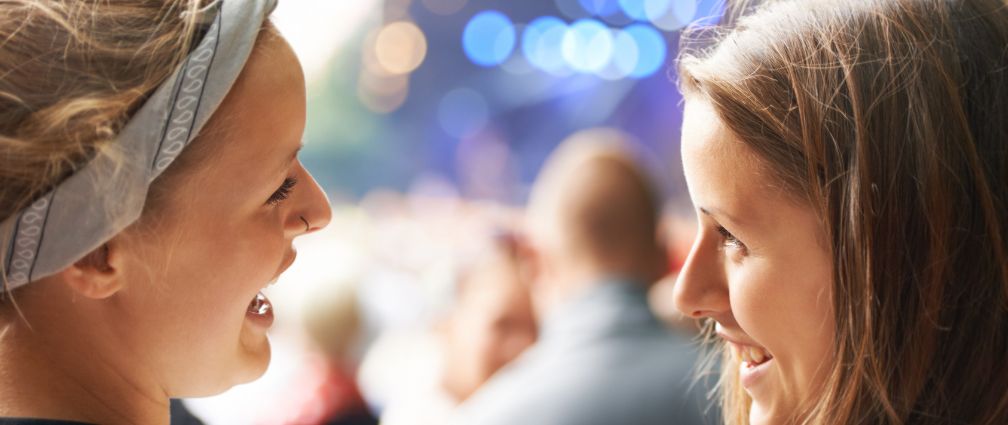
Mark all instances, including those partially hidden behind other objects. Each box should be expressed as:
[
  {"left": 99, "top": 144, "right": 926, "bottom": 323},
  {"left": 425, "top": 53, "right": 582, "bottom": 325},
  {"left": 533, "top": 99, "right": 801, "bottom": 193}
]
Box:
[{"left": 0, "top": 400, "right": 204, "bottom": 425}]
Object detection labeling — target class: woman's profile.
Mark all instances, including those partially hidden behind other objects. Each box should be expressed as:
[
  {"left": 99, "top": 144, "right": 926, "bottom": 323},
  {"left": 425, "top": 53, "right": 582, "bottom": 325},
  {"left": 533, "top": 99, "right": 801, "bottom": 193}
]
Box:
[
  {"left": 0, "top": 1, "right": 331, "bottom": 424},
  {"left": 673, "top": 0, "right": 1007, "bottom": 424}
]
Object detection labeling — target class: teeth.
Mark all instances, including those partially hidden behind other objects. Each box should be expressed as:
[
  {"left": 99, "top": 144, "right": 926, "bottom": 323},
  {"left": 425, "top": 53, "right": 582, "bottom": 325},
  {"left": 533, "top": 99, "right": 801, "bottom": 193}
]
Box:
[
  {"left": 735, "top": 344, "right": 771, "bottom": 367},
  {"left": 749, "top": 347, "right": 766, "bottom": 364},
  {"left": 739, "top": 345, "right": 752, "bottom": 364}
]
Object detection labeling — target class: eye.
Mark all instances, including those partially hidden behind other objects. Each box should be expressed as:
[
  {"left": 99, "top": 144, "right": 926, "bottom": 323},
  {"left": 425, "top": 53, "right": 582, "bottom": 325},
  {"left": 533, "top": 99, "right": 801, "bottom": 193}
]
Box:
[
  {"left": 716, "top": 225, "right": 748, "bottom": 254},
  {"left": 266, "top": 177, "right": 298, "bottom": 206}
]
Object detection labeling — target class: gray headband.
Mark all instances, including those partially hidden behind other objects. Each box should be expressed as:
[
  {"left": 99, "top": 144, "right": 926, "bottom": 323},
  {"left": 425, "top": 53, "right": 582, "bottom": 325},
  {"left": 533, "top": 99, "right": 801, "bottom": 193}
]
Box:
[{"left": 2, "top": 0, "right": 278, "bottom": 290}]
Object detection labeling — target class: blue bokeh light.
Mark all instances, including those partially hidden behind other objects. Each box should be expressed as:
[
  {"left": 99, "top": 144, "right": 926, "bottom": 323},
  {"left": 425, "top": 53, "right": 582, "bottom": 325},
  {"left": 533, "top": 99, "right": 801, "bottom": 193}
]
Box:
[
  {"left": 644, "top": 0, "right": 696, "bottom": 31},
  {"left": 596, "top": 29, "right": 639, "bottom": 80},
  {"left": 463, "top": 11, "right": 517, "bottom": 67},
  {"left": 623, "top": 24, "right": 666, "bottom": 78},
  {"left": 561, "top": 19, "right": 614, "bottom": 73},
  {"left": 577, "top": 0, "right": 622, "bottom": 17},
  {"left": 522, "top": 16, "right": 571, "bottom": 75},
  {"left": 617, "top": 0, "right": 650, "bottom": 21}
]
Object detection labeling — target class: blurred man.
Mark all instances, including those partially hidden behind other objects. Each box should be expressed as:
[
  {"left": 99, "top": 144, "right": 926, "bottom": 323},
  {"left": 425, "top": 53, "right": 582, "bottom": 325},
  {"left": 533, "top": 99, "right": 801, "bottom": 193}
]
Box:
[
  {"left": 378, "top": 227, "right": 539, "bottom": 425},
  {"left": 452, "top": 128, "right": 713, "bottom": 425},
  {"left": 440, "top": 229, "right": 539, "bottom": 403}
]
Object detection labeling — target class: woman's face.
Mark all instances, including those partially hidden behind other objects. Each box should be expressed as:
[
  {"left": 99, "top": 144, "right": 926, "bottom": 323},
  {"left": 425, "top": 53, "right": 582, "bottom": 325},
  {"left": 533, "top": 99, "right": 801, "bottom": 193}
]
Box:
[
  {"left": 111, "top": 32, "right": 332, "bottom": 396},
  {"left": 674, "top": 99, "right": 834, "bottom": 424}
]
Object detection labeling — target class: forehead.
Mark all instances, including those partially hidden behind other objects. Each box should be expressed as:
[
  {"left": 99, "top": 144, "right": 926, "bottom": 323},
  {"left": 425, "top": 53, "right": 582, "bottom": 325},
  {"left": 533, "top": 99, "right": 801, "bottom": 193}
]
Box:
[
  {"left": 190, "top": 31, "right": 305, "bottom": 177},
  {"left": 680, "top": 100, "right": 770, "bottom": 219}
]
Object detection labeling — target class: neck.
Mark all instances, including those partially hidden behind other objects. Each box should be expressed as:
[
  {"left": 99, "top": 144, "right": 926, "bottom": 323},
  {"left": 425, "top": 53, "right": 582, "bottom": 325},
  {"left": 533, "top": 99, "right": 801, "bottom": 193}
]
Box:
[
  {"left": 0, "top": 312, "right": 169, "bottom": 425},
  {"left": 531, "top": 262, "right": 603, "bottom": 319}
]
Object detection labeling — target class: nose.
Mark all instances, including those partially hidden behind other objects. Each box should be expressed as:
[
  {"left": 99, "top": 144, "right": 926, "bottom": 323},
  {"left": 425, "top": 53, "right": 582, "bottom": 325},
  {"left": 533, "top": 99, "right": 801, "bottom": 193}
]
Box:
[
  {"left": 672, "top": 227, "right": 731, "bottom": 319},
  {"left": 287, "top": 167, "right": 332, "bottom": 237}
]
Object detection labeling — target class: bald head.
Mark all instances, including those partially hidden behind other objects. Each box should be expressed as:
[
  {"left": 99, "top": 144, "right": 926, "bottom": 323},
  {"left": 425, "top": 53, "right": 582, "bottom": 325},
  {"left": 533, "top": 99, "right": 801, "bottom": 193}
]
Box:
[{"left": 528, "top": 128, "right": 666, "bottom": 284}]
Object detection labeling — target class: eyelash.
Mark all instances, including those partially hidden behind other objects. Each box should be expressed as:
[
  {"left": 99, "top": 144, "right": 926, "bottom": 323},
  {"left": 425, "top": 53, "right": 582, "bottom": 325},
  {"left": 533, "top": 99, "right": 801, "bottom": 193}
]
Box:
[
  {"left": 716, "top": 225, "right": 748, "bottom": 253},
  {"left": 266, "top": 177, "right": 298, "bottom": 206}
]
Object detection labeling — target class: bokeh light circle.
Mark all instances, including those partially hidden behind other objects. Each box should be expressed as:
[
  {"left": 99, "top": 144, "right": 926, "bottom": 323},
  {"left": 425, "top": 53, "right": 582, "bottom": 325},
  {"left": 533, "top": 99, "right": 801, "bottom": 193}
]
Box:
[
  {"left": 624, "top": 23, "right": 666, "bottom": 78},
  {"left": 561, "top": 19, "right": 614, "bottom": 73},
  {"left": 577, "top": 0, "right": 621, "bottom": 17},
  {"left": 522, "top": 16, "right": 571, "bottom": 76},
  {"left": 644, "top": 0, "right": 697, "bottom": 31},
  {"left": 596, "top": 29, "right": 639, "bottom": 80},
  {"left": 463, "top": 11, "right": 517, "bottom": 67},
  {"left": 373, "top": 21, "right": 428, "bottom": 75}
]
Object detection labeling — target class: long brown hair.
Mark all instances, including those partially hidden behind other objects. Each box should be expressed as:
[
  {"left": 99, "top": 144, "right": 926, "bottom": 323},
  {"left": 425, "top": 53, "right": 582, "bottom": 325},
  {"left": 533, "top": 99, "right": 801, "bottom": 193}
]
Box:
[{"left": 678, "top": 0, "right": 1008, "bottom": 423}]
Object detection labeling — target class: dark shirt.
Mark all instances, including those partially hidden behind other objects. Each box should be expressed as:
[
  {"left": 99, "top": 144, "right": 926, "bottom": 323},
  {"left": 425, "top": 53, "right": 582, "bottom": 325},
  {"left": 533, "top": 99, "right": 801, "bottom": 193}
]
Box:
[{"left": 0, "top": 400, "right": 203, "bottom": 425}]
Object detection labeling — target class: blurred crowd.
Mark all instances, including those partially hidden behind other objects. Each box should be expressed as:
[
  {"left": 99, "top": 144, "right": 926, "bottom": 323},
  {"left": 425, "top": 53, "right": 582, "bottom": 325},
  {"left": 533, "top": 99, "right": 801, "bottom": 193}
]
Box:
[{"left": 180, "top": 128, "right": 716, "bottom": 425}]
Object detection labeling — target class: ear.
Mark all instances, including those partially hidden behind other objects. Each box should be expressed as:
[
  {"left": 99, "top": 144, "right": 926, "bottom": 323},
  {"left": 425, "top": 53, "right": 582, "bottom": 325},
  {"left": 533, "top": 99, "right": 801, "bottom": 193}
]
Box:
[
  {"left": 514, "top": 235, "right": 542, "bottom": 286},
  {"left": 59, "top": 239, "right": 126, "bottom": 299}
]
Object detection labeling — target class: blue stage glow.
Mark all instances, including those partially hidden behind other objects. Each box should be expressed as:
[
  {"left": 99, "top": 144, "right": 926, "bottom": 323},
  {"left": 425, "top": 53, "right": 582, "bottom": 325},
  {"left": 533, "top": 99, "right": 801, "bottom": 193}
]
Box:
[
  {"left": 438, "top": 88, "right": 489, "bottom": 138},
  {"left": 617, "top": 0, "right": 651, "bottom": 21},
  {"left": 522, "top": 16, "right": 571, "bottom": 76},
  {"left": 623, "top": 24, "right": 666, "bottom": 78},
  {"left": 561, "top": 19, "right": 614, "bottom": 73},
  {"left": 463, "top": 11, "right": 517, "bottom": 67},
  {"left": 645, "top": 0, "right": 696, "bottom": 31},
  {"left": 577, "top": 0, "right": 621, "bottom": 17},
  {"left": 597, "top": 28, "right": 639, "bottom": 80}
]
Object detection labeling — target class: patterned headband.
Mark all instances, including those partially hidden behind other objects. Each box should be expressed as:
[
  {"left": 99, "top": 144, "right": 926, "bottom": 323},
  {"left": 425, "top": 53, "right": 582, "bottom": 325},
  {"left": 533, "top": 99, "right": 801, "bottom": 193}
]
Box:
[{"left": 2, "top": 0, "right": 278, "bottom": 290}]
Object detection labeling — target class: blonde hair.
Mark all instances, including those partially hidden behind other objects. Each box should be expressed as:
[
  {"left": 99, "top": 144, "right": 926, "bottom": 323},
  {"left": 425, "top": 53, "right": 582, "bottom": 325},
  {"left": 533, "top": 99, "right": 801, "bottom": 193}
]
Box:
[
  {"left": 0, "top": 1, "right": 216, "bottom": 288},
  {"left": 679, "top": 0, "right": 1008, "bottom": 423}
]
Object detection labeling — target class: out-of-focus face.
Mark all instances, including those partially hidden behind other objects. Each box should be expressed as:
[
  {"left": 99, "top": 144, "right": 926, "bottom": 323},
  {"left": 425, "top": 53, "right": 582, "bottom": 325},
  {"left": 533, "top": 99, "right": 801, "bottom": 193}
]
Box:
[
  {"left": 674, "top": 99, "right": 834, "bottom": 424},
  {"left": 110, "top": 31, "right": 332, "bottom": 396},
  {"left": 441, "top": 248, "right": 537, "bottom": 402}
]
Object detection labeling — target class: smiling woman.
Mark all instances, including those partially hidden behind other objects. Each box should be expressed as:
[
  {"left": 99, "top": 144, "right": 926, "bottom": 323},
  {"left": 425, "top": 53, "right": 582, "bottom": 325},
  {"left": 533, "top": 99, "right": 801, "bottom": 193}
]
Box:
[
  {"left": 0, "top": 1, "right": 331, "bottom": 424},
  {"left": 673, "top": 0, "right": 1008, "bottom": 424}
]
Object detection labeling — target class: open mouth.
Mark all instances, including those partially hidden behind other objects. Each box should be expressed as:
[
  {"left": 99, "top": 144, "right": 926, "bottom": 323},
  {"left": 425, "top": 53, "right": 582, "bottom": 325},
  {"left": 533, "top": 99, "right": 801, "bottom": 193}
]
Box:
[
  {"left": 731, "top": 342, "right": 774, "bottom": 368},
  {"left": 245, "top": 277, "right": 278, "bottom": 327},
  {"left": 247, "top": 252, "right": 295, "bottom": 323},
  {"left": 247, "top": 291, "right": 272, "bottom": 316}
]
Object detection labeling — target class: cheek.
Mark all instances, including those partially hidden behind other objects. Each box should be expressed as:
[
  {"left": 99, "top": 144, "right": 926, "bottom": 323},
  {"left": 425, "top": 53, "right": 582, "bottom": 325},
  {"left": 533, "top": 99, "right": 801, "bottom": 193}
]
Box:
[{"left": 729, "top": 255, "right": 834, "bottom": 391}]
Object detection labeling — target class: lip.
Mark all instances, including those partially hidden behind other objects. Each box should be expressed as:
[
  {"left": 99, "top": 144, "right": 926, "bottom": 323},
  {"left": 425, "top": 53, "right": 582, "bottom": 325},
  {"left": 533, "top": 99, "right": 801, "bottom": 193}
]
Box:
[
  {"left": 716, "top": 328, "right": 774, "bottom": 392},
  {"left": 734, "top": 342, "right": 773, "bottom": 390},
  {"left": 715, "top": 328, "right": 761, "bottom": 348},
  {"left": 275, "top": 248, "right": 298, "bottom": 280},
  {"left": 243, "top": 248, "right": 296, "bottom": 330},
  {"left": 244, "top": 296, "right": 275, "bottom": 329}
]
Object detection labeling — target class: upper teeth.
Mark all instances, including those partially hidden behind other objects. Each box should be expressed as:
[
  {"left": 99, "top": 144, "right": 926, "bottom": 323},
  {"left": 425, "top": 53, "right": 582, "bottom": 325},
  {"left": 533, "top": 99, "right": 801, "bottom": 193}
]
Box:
[{"left": 737, "top": 344, "right": 771, "bottom": 366}]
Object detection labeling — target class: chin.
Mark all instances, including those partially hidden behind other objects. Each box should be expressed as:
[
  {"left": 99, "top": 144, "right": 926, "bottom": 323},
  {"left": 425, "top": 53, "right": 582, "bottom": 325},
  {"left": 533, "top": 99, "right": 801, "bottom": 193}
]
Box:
[
  {"left": 236, "top": 335, "right": 273, "bottom": 382},
  {"left": 183, "top": 338, "right": 272, "bottom": 398}
]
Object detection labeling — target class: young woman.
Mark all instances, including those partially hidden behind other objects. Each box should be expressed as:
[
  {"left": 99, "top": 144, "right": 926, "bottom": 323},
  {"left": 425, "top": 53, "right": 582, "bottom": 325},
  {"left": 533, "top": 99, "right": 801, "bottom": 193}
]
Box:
[
  {"left": 672, "top": 0, "right": 1008, "bottom": 424},
  {"left": 0, "top": 1, "right": 331, "bottom": 424}
]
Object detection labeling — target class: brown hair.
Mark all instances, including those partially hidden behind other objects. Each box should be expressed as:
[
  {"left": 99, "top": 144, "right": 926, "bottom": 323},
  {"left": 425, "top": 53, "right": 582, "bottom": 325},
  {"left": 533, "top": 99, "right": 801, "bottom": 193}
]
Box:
[
  {"left": 678, "top": 0, "right": 1008, "bottom": 423},
  {"left": 0, "top": 1, "right": 222, "bottom": 290}
]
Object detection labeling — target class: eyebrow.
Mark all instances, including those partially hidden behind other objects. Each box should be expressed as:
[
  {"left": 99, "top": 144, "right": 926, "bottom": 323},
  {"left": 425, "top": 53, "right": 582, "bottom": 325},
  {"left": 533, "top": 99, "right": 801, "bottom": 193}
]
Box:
[
  {"left": 699, "top": 206, "right": 745, "bottom": 226},
  {"left": 279, "top": 144, "right": 303, "bottom": 174}
]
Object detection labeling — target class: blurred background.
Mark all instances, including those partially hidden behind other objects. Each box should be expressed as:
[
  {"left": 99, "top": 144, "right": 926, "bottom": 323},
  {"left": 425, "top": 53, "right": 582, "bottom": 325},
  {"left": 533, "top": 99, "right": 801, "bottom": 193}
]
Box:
[{"left": 183, "top": 0, "right": 723, "bottom": 423}]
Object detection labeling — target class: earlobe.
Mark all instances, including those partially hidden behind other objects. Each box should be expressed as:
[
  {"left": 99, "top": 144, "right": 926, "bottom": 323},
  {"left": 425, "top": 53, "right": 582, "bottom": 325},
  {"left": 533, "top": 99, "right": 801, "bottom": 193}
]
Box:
[{"left": 60, "top": 241, "right": 125, "bottom": 299}]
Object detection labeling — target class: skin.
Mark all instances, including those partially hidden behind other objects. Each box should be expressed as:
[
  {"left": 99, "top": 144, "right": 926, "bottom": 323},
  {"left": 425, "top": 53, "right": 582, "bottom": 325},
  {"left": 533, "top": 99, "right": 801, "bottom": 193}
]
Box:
[
  {"left": 440, "top": 248, "right": 537, "bottom": 402},
  {"left": 673, "top": 99, "right": 834, "bottom": 425},
  {"left": 0, "top": 31, "right": 332, "bottom": 425},
  {"left": 525, "top": 136, "right": 666, "bottom": 316}
]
